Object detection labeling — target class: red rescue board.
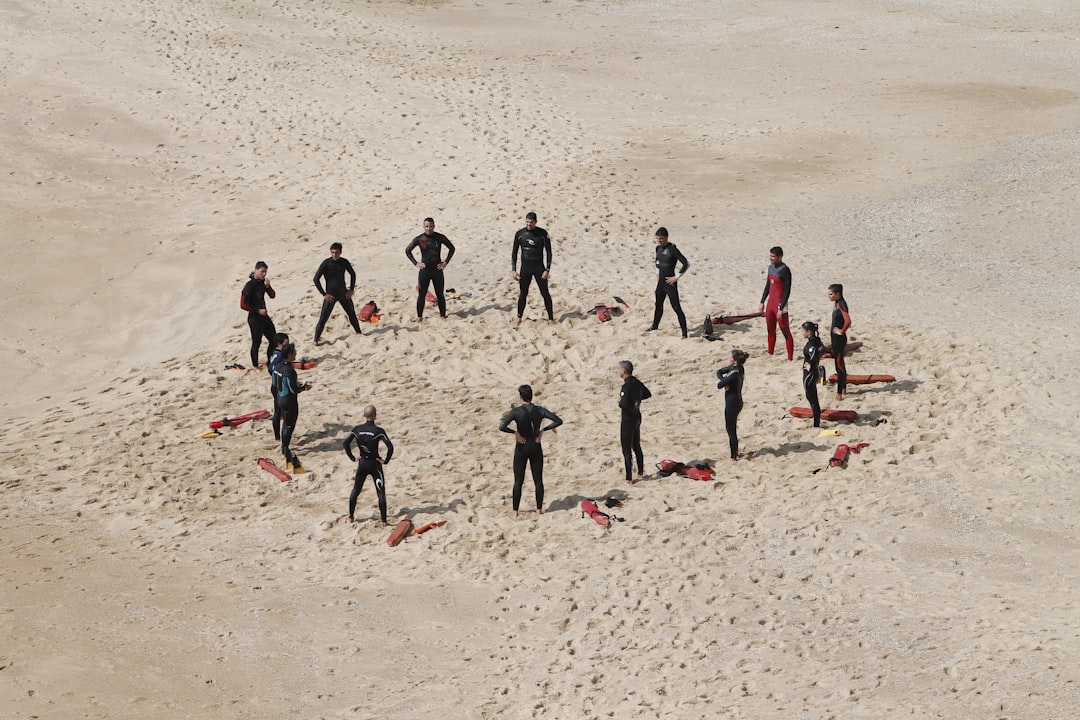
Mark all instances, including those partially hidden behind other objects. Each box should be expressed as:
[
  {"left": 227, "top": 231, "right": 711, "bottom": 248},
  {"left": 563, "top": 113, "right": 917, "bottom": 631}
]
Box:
[
  {"left": 259, "top": 359, "right": 318, "bottom": 370},
  {"left": 789, "top": 407, "right": 858, "bottom": 422},
  {"left": 828, "top": 373, "right": 895, "bottom": 385},
  {"left": 581, "top": 500, "right": 610, "bottom": 527},
  {"left": 823, "top": 341, "right": 862, "bottom": 358},
  {"left": 712, "top": 311, "right": 765, "bottom": 325},
  {"left": 209, "top": 409, "right": 272, "bottom": 429},
  {"left": 257, "top": 457, "right": 291, "bottom": 482},
  {"left": 387, "top": 518, "right": 413, "bottom": 546}
]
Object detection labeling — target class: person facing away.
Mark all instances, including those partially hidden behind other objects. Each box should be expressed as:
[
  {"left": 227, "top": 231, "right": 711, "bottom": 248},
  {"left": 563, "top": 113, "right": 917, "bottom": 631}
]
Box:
[
  {"left": 758, "top": 246, "right": 793, "bottom": 360},
  {"left": 648, "top": 227, "right": 689, "bottom": 338},
  {"left": 618, "top": 360, "right": 652, "bottom": 484},
  {"left": 716, "top": 349, "right": 749, "bottom": 460},
  {"left": 801, "top": 321, "right": 825, "bottom": 427},
  {"left": 498, "top": 384, "right": 563, "bottom": 519},
  {"left": 312, "top": 242, "right": 363, "bottom": 344},
  {"left": 240, "top": 261, "right": 277, "bottom": 369},
  {"left": 343, "top": 405, "right": 394, "bottom": 526},
  {"left": 511, "top": 211, "right": 554, "bottom": 326},
  {"left": 405, "top": 217, "right": 456, "bottom": 322},
  {"left": 273, "top": 343, "right": 311, "bottom": 473},
  {"left": 828, "top": 283, "right": 852, "bottom": 401}
]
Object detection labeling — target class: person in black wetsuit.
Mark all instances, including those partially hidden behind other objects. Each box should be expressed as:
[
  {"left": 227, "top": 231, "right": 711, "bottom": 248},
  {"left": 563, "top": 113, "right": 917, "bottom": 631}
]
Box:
[
  {"left": 313, "top": 242, "right": 362, "bottom": 344},
  {"left": 618, "top": 360, "right": 652, "bottom": 484},
  {"left": 343, "top": 405, "right": 394, "bottom": 526},
  {"left": 499, "top": 384, "right": 563, "bottom": 519},
  {"left": 267, "top": 332, "right": 290, "bottom": 441},
  {"left": 511, "top": 211, "right": 554, "bottom": 326},
  {"left": 648, "top": 227, "right": 689, "bottom": 338},
  {"left": 273, "top": 343, "right": 311, "bottom": 472},
  {"left": 828, "top": 283, "right": 852, "bottom": 401},
  {"left": 801, "top": 321, "right": 825, "bottom": 428},
  {"left": 405, "top": 217, "right": 456, "bottom": 322},
  {"left": 240, "top": 261, "right": 277, "bottom": 368},
  {"left": 716, "top": 349, "right": 749, "bottom": 461}
]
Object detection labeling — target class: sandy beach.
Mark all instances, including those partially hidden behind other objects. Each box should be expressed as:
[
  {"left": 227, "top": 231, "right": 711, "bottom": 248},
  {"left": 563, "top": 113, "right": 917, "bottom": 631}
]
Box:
[{"left": 3, "top": 0, "right": 1080, "bottom": 718}]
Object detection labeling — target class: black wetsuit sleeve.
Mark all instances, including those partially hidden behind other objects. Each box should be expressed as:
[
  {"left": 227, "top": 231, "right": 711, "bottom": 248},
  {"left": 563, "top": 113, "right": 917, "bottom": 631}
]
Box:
[
  {"left": 779, "top": 265, "right": 792, "bottom": 310},
  {"left": 343, "top": 259, "right": 356, "bottom": 292},
  {"left": 442, "top": 236, "right": 456, "bottom": 264},
  {"left": 760, "top": 277, "right": 770, "bottom": 305},
  {"left": 543, "top": 231, "right": 552, "bottom": 271},
  {"left": 380, "top": 431, "right": 394, "bottom": 463},
  {"left": 640, "top": 382, "right": 652, "bottom": 401},
  {"left": 717, "top": 368, "right": 739, "bottom": 390},
  {"left": 343, "top": 432, "right": 358, "bottom": 462},
  {"left": 313, "top": 259, "right": 330, "bottom": 296},
  {"left": 405, "top": 236, "right": 421, "bottom": 265},
  {"left": 512, "top": 233, "right": 521, "bottom": 271},
  {"left": 539, "top": 406, "right": 563, "bottom": 432},
  {"left": 499, "top": 408, "right": 519, "bottom": 433},
  {"left": 674, "top": 247, "right": 689, "bottom": 275}
]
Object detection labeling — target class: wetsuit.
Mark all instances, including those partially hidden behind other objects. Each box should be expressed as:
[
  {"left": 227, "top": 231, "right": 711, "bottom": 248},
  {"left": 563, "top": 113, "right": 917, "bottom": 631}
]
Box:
[
  {"left": 241, "top": 274, "right": 277, "bottom": 368},
  {"left": 267, "top": 348, "right": 286, "bottom": 440},
  {"left": 802, "top": 335, "right": 825, "bottom": 427},
  {"left": 619, "top": 375, "right": 652, "bottom": 481},
  {"left": 313, "top": 255, "right": 362, "bottom": 342},
  {"left": 274, "top": 363, "right": 305, "bottom": 464},
  {"left": 499, "top": 403, "right": 563, "bottom": 512},
  {"left": 406, "top": 232, "right": 456, "bottom": 319},
  {"left": 652, "top": 243, "right": 689, "bottom": 337},
  {"left": 831, "top": 298, "right": 852, "bottom": 396},
  {"left": 343, "top": 421, "right": 394, "bottom": 523},
  {"left": 512, "top": 226, "right": 554, "bottom": 320},
  {"left": 716, "top": 364, "right": 745, "bottom": 459},
  {"left": 760, "top": 261, "right": 793, "bottom": 359}
]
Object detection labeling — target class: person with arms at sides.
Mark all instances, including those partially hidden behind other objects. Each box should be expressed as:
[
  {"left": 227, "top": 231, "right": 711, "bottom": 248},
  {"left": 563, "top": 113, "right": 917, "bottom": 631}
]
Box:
[
  {"left": 511, "top": 211, "right": 555, "bottom": 327},
  {"left": 618, "top": 360, "right": 652, "bottom": 484},
  {"left": 828, "top": 283, "right": 852, "bottom": 401},
  {"left": 800, "top": 321, "right": 825, "bottom": 428},
  {"left": 405, "top": 217, "right": 456, "bottom": 322},
  {"left": 499, "top": 384, "right": 563, "bottom": 519},
  {"left": 758, "top": 246, "right": 793, "bottom": 360},
  {"left": 312, "top": 242, "right": 363, "bottom": 345}
]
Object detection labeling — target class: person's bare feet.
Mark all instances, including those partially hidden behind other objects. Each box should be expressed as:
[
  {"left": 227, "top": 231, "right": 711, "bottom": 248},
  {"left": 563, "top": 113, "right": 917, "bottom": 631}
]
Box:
[
  {"left": 514, "top": 317, "right": 522, "bottom": 328},
  {"left": 381, "top": 521, "right": 389, "bottom": 528},
  {"left": 348, "top": 516, "right": 355, "bottom": 524},
  {"left": 413, "top": 317, "right": 423, "bottom": 323},
  {"left": 536, "top": 507, "right": 544, "bottom": 515},
  {"left": 547, "top": 319, "right": 555, "bottom": 326},
  {"left": 512, "top": 510, "right": 520, "bottom": 519}
]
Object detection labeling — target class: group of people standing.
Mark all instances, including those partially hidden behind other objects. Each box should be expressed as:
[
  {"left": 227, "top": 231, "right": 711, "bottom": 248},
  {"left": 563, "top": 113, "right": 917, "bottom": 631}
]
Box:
[{"left": 236, "top": 218, "right": 854, "bottom": 521}]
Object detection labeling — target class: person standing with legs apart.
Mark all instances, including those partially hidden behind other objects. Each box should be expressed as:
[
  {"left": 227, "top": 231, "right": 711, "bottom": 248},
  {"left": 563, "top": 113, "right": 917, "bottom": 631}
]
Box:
[
  {"left": 406, "top": 217, "right": 455, "bottom": 322},
  {"left": 801, "top": 322, "right": 825, "bottom": 427},
  {"left": 618, "top": 361, "right": 652, "bottom": 484},
  {"left": 343, "top": 405, "right": 394, "bottom": 526},
  {"left": 828, "top": 283, "right": 852, "bottom": 401},
  {"left": 759, "top": 246, "right": 793, "bottom": 360},
  {"left": 716, "top": 349, "right": 749, "bottom": 460},
  {"left": 499, "top": 385, "right": 563, "bottom": 519},
  {"left": 648, "top": 227, "right": 689, "bottom": 338},
  {"left": 313, "top": 242, "right": 363, "bottom": 344},
  {"left": 240, "top": 261, "right": 277, "bottom": 369},
  {"left": 512, "top": 211, "right": 554, "bottom": 326}
]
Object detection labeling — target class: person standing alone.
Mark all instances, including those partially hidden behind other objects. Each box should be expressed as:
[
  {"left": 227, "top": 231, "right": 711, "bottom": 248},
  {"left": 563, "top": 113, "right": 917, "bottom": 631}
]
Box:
[
  {"left": 511, "top": 211, "right": 554, "bottom": 326},
  {"left": 648, "top": 227, "right": 689, "bottom": 338}
]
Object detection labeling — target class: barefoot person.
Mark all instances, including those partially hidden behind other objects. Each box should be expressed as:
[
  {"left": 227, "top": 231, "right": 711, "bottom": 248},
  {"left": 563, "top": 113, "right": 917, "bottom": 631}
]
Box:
[
  {"left": 648, "top": 227, "right": 689, "bottom": 338},
  {"left": 405, "top": 217, "right": 456, "bottom": 322},
  {"left": 828, "top": 283, "right": 852, "bottom": 401},
  {"left": 618, "top": 361, "right": 652, "bottom": 483},
  {"left": 716, "top": 349, "right": 749, "bottom": 460},
  {"left": 240, "top": 261, "right": 277, "bottom": 369},
  {"left": 312, "top": 242, "right": 362, "bottom": 345},
  {"left": 499, "top": 385, "right": 563, "bottom": 519},
  {"left": 511, "top": 211, "right": 554, "bottom": 326},
  {"left": 343, "top": 405, "right": 394, "bottom": 526},
  {"left": 801, "top": 321, "right": 825, "bottom": 428},
  {"left": 273, "top": 343, "right": 310, "bottom": 473},
  {"left": 758, "top": 246, "right": 793, "bottom": 360}
]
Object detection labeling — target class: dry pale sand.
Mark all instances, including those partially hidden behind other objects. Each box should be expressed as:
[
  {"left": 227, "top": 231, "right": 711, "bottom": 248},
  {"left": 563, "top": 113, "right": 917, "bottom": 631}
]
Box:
[{"left": 3, "top": 0, "right": 1080, "bottom": 718}]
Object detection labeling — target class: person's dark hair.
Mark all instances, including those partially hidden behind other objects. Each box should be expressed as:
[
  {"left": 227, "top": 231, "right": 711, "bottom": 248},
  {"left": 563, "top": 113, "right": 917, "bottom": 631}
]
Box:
[
  {"left": 731, "top": 349, "right": 749, "bottom": 364},
  {"left": 526, "top": 211, "right": 537, "bottom": 221},
  {"left": 618, "top": 360, "right": 634, "bottom": 375},
  {"left": 281, "top": 342, "right": 296, "bottom": 360},
  {"left": 255, "top": 261, "right": 268, "bottom": 270},
  {"left": 330, "top": 242, "right": 343, "bottom": 251},
  {"left": 655, "top": 227, "right": 668, "bottom": 238},
  {"left": 423, "top": 217, "right": 435, "bottom": 224},
  {"left": 769, "top": 246, "right": 783, "bottom": 257},
  {"left": 518, "top": 384, "right": 533, "bottom": 402},
  {"left": 828, "top": 283, "right": 844, "bottom": 298},
  {"left": 801, "top": 321, "right": 818, "bottom": 333},
  {"left": 273, "top": 333, "right": 290, "bottom": 348}
]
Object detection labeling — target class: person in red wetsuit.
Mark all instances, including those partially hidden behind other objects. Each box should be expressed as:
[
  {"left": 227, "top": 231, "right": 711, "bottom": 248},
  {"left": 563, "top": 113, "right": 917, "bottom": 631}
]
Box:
[
  {"left": 758, "top": 246, "right": 793, "bottom": 360},
  {"left": 828, "top": 283, "right": 852, "bottom": 400},
  {"left": 240, "top": 261, "right": 277, "bottom": 369}
]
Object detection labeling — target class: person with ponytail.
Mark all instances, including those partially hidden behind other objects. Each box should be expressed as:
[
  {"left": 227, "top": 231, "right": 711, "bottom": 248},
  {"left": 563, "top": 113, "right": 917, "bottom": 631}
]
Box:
[
  {"left": 828, "top": 284, "right": 852, "bottom": 400},
  {"left": 800, "top": 321, "right": 825, "bottom": 427}
]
